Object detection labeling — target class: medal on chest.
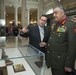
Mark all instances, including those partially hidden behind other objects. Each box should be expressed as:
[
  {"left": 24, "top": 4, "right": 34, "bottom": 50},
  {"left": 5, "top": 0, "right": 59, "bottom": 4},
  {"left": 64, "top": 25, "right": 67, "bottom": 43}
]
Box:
[{"left": 56, "top": 26, "right": 66, "bottom": 32}]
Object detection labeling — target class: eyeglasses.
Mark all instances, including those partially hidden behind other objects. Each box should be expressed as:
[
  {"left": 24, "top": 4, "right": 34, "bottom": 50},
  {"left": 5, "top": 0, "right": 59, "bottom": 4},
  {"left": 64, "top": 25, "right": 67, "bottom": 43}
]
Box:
[{"left": 40, "top": 19, "right": 47, "bottom": 22}]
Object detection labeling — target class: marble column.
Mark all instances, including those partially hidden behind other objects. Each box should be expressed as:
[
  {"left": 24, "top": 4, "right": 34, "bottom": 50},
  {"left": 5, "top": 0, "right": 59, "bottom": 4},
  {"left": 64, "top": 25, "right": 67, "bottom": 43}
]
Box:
[
  {"left": 21, "top": 0, "right": 27, "bottom": 27},
  {"left": 0, "top": 0, "right": 5, "bottom": 19},
  {"left": 0, "top": 0, "right": 6, "bottom": 49},
  {"left": 37, "top": 0, "right": 44, "bottom": 22},
  {"left": 14, "top": 6, "right": 18, "bottom": 48},
  {"left": 14, "top": 6, "right": 18, "bottom": 26},
  {"left": 27, "top": 8, "right": 30, "bottom": 25}
]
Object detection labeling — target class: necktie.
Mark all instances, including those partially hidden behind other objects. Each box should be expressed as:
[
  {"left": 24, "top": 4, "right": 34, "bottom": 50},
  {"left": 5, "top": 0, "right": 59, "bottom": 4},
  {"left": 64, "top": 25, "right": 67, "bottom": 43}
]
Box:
[{"left": 40, "top": 28, "right": 44, "bottom": 41}]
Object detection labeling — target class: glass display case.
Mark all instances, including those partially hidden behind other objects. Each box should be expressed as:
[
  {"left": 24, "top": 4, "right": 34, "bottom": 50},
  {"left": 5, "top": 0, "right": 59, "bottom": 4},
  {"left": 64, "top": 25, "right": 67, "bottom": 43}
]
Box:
[
  {"left": 0, "top": 37, "right": 45, "bottom": 75},
  {"left": 0, "top": 19, "right": 45, "bottom": 75}
]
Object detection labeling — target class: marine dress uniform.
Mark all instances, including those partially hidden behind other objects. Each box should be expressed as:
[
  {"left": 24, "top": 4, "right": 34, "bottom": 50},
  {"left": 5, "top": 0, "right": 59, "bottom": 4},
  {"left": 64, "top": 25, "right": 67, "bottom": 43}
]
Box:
[{"left": 46, "top": 19, "right": 76, "bottom": 75}]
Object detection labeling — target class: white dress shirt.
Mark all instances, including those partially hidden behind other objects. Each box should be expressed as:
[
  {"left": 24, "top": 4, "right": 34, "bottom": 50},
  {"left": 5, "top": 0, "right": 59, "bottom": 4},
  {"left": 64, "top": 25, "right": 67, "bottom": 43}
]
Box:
[{"left": 38, "top": 25, "right": 44, "bottom": 41}]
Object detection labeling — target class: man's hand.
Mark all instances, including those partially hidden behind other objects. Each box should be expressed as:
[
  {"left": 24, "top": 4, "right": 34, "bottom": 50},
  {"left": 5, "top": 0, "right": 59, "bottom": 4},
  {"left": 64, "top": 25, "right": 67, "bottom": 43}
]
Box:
[
  {"left": 21, "top": 28, "right": 29, "bottom": 33},
  {"left": 39, "top": 42, "right": 47, "bottom": 47},
  {"left": 65, "top": 67, "right": 72, "bottom": 72}
]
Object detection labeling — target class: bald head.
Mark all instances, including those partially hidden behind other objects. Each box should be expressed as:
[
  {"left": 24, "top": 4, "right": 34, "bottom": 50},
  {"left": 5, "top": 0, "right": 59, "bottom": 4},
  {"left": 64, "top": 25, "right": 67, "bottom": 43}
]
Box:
[{"left": 53, "top": 6, "right": 66, "bottom": 22}]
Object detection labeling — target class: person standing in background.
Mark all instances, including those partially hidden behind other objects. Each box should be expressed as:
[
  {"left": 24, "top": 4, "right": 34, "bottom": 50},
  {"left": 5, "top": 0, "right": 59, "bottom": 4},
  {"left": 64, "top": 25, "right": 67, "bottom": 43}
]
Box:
[{"left": 46, "top": 6, "right": 76, "bottom": 75}]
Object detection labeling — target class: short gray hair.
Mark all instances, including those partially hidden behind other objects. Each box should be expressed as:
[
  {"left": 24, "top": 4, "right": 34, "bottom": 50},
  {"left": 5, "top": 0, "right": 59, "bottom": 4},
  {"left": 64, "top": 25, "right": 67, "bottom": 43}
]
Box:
[{"left": 53, "top": 5, "right": 64, "bottom": 12}]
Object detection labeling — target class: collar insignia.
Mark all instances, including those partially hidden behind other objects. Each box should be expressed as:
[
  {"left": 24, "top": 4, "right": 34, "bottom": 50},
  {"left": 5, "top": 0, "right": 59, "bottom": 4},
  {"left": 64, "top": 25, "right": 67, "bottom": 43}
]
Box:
[{"left": 61, "top": 20, "right": 66, "bottom": 25}]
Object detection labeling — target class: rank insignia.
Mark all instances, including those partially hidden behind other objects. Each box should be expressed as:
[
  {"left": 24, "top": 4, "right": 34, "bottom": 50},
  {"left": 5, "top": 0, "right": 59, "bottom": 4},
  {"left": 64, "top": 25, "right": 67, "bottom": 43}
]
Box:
[
  {"left": 57, "top": 26, "right": 66, "bottom": 32},
  {"left": 62, "top": 20, "right": 66, "bottom": 25}
]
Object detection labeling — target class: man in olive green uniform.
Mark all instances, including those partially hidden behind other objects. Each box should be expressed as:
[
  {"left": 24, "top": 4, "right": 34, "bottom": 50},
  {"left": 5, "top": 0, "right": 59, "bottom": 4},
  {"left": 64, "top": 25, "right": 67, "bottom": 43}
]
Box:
[{"left": 46, "top": 6, "right": 76, "bottom": 75}]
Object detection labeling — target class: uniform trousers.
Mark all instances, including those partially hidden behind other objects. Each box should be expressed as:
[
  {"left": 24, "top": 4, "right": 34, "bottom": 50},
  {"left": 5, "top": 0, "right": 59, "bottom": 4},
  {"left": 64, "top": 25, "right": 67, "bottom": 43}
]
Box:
[{"left": 51, "top": 67, "right": 66, "bottom": 75}]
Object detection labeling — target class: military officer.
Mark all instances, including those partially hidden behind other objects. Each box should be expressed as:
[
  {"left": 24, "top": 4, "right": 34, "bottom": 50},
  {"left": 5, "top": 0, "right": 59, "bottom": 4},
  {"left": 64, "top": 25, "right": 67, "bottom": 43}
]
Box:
[{"left": 46, "top": 6, "right": 76, "bottom": 75}]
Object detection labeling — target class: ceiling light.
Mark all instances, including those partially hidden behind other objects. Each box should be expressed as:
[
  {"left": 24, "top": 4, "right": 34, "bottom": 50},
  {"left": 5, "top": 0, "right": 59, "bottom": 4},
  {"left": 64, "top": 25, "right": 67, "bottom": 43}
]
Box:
[{"left": 9, "top": 21, "right": 12, "bottom": 24}]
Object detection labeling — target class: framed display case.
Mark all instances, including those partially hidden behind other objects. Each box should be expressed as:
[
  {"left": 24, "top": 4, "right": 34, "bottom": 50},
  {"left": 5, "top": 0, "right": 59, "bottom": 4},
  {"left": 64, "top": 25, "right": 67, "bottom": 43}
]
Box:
[{"left": 0, "top": 37, "right": 45, "bottom": 75}]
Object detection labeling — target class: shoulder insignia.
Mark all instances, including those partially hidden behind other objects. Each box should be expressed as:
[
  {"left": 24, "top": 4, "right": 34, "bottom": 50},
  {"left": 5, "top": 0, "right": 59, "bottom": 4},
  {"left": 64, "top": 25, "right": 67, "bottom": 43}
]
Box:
[{"left": 62, "top": 20, "right": 66, "bottom": 25}]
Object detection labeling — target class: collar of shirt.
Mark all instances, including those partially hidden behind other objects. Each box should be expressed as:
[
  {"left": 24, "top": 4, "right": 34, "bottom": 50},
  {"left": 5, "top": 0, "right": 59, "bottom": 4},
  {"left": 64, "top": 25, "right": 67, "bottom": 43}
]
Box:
[
  {"left": 38, "top": 25, "right": 44, "bottom": 41},
  {"left": 38, "top": 25, "right": 44, "bottom": 31},
  {"left": 38, "top": 25, "right": 44, "bottom": 35}
]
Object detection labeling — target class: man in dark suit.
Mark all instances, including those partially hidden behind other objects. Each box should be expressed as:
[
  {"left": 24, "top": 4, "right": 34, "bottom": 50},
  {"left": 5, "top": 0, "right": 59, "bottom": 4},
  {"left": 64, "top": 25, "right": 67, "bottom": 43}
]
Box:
[
  {"left": 20, "top": 15, "right": 50, "bottom": 54},
  {"left": 46, "top": 6, "right": 76, "bottom": 75}
]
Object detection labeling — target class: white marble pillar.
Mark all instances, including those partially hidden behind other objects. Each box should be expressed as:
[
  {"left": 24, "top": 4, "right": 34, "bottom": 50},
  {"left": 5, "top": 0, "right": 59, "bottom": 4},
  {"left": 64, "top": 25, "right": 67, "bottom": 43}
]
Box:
[
  {"left": 37, "top": 8, "right": 39, "bottom": 23},
  {"left": 0, "top": 0, "right": 6, "bottom": 49},
  {"left": 27, "top": 8, "right": 30, "bottom": 25},
  {"left": 37, "top": 0, "right": 44, "bottom": 23},
  {"left": 0, "top": 0, "right": 5, "bottom": 19},
  {"left": 21, "top": 0, "right": 27, "bottom": 27},
  {"left": 14, "top": 6, "right": 18, "bottom": 48},
  {"left": 14, "top": 6, "right": 18, "bottom": 26},
  {"left": 39, "top": 0, "right": 44, "bottom": 15}
]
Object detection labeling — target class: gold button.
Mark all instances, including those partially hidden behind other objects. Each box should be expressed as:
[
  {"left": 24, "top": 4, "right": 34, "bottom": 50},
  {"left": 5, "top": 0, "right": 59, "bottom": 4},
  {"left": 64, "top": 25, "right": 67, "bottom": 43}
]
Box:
[
  {"left": 50, "top": 37, "right": 51, "bottom": 39},
  {"left": 48, "top": 44, "right": 49, "bottom": 46},
  {"left": 58, "top": 35, "right": 60, "bottom": 37},
  {"left": 58, "top": 56, "right": 60, "bottom": 58},
  {"left": 47, "top": 51, "right": 49, "bottom": 53}
]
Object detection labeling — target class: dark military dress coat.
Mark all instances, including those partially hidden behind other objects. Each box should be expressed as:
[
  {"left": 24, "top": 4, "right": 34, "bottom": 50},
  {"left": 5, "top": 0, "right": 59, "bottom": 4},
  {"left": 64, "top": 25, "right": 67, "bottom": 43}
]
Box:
[{"left": 46, "top": 19, "right": 76, "bottom": 69}]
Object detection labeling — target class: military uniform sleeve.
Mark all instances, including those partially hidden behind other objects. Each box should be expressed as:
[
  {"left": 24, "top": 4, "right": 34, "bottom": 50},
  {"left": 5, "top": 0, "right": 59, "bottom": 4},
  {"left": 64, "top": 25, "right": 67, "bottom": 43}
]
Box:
[{"left": 65, "top": 21, "right": 76, "bottom": 68}]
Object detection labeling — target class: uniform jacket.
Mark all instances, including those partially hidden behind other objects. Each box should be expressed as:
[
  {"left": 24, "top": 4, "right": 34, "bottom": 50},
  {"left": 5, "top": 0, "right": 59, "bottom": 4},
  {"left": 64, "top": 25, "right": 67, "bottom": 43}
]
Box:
[
  {"left": 20, "top": 25, "right": 50, "bottom": 53},
  {"left": 46, "top": 19, "right": 76, "bottom": 69}
]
